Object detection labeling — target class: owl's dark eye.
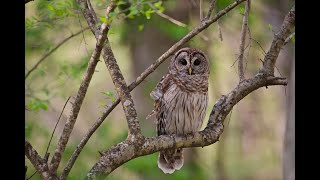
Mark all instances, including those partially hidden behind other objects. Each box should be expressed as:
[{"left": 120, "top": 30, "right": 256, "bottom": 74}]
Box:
[
  {"left": 180, "top": 59, "right": 187, "bottom": 65},
  {"left": 194, "top": 59, "right": 201, "bottom": 66}
]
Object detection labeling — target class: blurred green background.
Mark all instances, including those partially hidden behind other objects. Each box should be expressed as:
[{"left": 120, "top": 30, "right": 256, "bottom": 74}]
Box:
[{"left": 25, "top": 0, "right": 295, "bottom": 179}]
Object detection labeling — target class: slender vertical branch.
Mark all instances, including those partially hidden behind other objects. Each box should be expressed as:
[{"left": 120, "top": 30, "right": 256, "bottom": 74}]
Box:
[
  {"left": 237, "top": 0, "right": 250, "bottom": 81},
  {"left": 102, "top": 40, "right": 141, "bottom": 136},
  {"left": 49, "top": 2, "right": 115, "bottom": 173},
  {"left": 204, "top": 0, "right": 217, "bottom": 20},
  {"left": 200, "top": 0, "right": 204, "bottom": 20}
]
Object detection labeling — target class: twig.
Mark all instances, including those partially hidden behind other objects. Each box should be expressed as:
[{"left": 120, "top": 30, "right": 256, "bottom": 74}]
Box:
[
  {"left": 45, "top": 97, "right": 71, "bottom": 158},
  {"left": 237, "top": 0, "right": 250, "bottom": 81},
  {"left": 25, "top": 27, "right": 90, "bottom": 80},
  {"left": 148, "top": 2, "right": 187, "bottom": 27},
  {"left": 284, "top": 32, "right": 295, "bottom": 46},
  {"left": 63, "top": 0, "right": 247, "bottom": 178},
  {"left": 250, "top": 37, "right": 267, "bottom": 55},
  {"left": 26, "top": 171, "right": 37, "bottom": 180},
  {"left": 204, "top": 0, "right": 217, "bottom": 20},
  {"left": 200, "top": 0, "right": 204, "bottom": 20},
  {"left": 218, "top": 20, "right": 223, "bottom": 41},
  {"left": 49, "top": 2, "right": 115, "bottom": 173}
]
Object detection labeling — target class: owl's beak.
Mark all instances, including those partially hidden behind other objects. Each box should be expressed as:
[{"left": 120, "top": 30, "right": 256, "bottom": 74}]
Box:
[{"left": 188, "top": 67, "right": 192, "bottom": 75}]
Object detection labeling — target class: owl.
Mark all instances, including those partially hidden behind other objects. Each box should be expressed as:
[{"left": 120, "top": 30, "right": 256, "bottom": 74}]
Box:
[{"left": 147, "top": 47, "right": 210, "bottom": 174}]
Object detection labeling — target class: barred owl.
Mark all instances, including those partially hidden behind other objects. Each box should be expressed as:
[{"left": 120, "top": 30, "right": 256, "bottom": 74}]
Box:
[{"left": 147, "top": 47, "right": 210, "bottom": 174}]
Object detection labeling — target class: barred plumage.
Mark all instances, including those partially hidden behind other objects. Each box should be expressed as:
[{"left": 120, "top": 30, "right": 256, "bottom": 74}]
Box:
[{"left": 148, "top": 48, "right": 210, "bottom": 174}]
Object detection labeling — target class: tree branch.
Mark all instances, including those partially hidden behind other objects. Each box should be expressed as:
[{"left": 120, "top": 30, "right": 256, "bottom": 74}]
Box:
[
  {"left": 204, "top": 0, "right": 217, "bottom": 20},
  {"left": 101, "top": 39, "right": 141, "bottom": 136},
  {"left": 86, "top": 75, "right": 287, "bottom": 179},
  {"left": 25, "top": 140, "right": 58, "bottom": 180},
  {"left": 85, "top": 5, "right": 294, "bottom": 178},
  {"left": 237, "top": 0, "right": 250, "bottom": 81},
  {"left": 62, "top": 0, "right": 247, "bottom": 178},
  {"left": 49, "top": 2, "right": 114, "bottom": 173},
  {"left": 25, "top": 27, "right": 90, "bottom": 80},
  {"left": 260, "top": 6, "right": 295, "bottom": 76}
]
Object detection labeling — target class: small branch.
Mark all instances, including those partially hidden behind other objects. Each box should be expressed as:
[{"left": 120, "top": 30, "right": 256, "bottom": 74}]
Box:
[
  {"left": 284, "top": 32, "right": 295, "bottom": 46},
  {"left": 200, "top": 0, "right": 204, "bottom": 21},
  {"left": 218, "top": 20, "right": 223, "bottom": 41},
  {"left": 25, "top": 0, "right": 34, "bottom": 4},
  {"left": 148, "top": 2, "right": 187, "bottom": 27},
  {"left": 25, "top": 27, "right": 90, "bottom": 80},
  {"left": 63, "top": 0, "right": 246, "bottom": 178},
  {"left": 25, "top": 140, "right": 58, "bottom": 180},
  {"left": 49, "top": 3, "right": 115, "bottom": 172},
  {"left": 260, "top": 6, "right": 295, "bottom": 75},
  {"left": 59, "top": 2, "right": 117, "bottom": 179},
  {"left": 237, "top": 0, "right": 250, "bottom": 81},
  {"left": 204, "top": 0, "right": 217, "bottom": 20}
]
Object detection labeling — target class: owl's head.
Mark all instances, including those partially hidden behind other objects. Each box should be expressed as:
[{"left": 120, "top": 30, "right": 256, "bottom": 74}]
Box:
[{"left": 169, "top": 47, "right": 209, "bottom": 76}]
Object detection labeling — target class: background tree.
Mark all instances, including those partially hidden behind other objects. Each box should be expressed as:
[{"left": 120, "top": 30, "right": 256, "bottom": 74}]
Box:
[{"left": 25, "top": 0, "right": 295, "bottom": 179}]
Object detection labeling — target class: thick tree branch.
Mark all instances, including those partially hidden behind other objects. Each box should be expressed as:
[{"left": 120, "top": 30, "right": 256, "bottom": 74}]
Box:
[
  {"left": 260, "top": 6, "right": 295, "bottom": 76},
  {"left": 49, "top": 3, "right": 114, "bottom": 173},
  {"left": 237, "top": 0, "right": 250, "bottom": 81},
  {"left": 86, "top": 75, "right": 287, "bottom": 179},
  {"left": 101, "top": 40, "right": 141, "bottom": 136},
  {"left": 25, "top": 27, "right": 90, "bottom": 80},
  {"left": 86, "top": 5, "right": 294, "bottom": 179},
  {"left": 25, "top": 140, "right": 58, "bottom": 180},
  {"left": 63, "top": 0, "right": 246, "bottom": 177}
]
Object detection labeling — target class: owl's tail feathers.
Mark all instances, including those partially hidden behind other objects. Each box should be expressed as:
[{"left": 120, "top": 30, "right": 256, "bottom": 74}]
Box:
[{"left": 158, "top": 149, "right": 184, "bottom": 174}]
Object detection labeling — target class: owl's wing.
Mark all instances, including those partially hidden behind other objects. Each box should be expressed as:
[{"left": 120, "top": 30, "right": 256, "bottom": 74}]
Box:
[{"left": 146, "top": 74, "right": 171, "bottom": 125}]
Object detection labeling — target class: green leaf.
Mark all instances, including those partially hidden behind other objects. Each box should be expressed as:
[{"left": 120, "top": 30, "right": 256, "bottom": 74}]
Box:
[
  {"left": 102, "top": 91, "right": 114, "bottom": 97},
  {"left": 239, "top": 7, "right": 245, "bottom": 15},
  {"left": 268, "top": 24, "right": 273, "bottom": 31},
  {"left": 154, "top": 1, "right": 165, "bottom": 12},
  {"left": 291, "top": 34, "right": 295, "bottom": 43},
  {"left": 138, "top": 24, "right": 144, "bottom": 31},
  {"left": 128, "top": 7, "right": 139, "bottom": 19},
  {"left": 99, "top": 16, "right": 107, "bottom": 23},
  {"left": 145, "top": 9, "right": 155, "bottom": 19},
  {"left": 27, "top": 99, "right": 49, "bottom": 111}
]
